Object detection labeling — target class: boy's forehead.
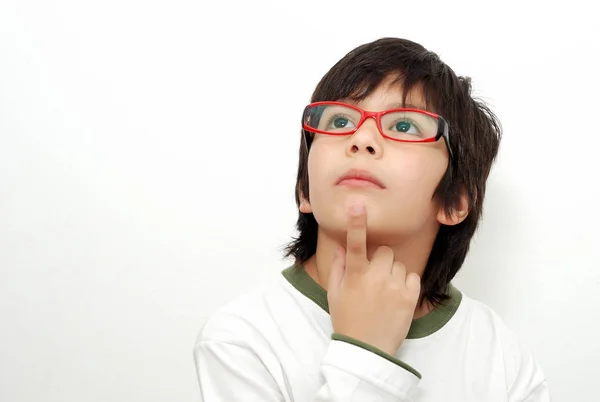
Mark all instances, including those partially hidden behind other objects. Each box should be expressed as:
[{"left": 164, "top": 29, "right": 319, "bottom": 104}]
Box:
[{"left": 342, "top": 78, "right": 427, "bottom": 110}]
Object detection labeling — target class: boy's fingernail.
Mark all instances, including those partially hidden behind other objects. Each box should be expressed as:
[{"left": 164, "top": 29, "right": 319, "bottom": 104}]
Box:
[{"left": 350, "top": 202, "right": 364, "bottom": 216}]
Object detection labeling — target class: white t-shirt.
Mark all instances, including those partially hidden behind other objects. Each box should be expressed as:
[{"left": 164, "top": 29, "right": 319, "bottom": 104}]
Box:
[{"left": 194, "top": 264, "right": 549, "bottom": 401}]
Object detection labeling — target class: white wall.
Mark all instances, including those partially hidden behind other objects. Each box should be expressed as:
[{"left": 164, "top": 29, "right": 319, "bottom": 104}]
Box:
[{"left": 1, "top": 1, "right": 598, "bottom": 401}]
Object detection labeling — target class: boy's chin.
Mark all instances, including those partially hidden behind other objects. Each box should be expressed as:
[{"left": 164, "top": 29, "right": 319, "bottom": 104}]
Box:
[{"left": 320, "top": 215, "right": 416, "bottom": 243}]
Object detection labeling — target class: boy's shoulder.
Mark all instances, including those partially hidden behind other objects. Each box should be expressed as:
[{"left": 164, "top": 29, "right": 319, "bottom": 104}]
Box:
[
  {"left": 195, "top": 266, "right": 308, "bottom": 347},
  {"left": 458, "top": 291, "right": 511, "bottom": 331},
  {"left": 457, "top": 291, "right": 544, "bottom": 390},
  {"left": 456, "top": 290, "right": 524, "bottom": 351}
]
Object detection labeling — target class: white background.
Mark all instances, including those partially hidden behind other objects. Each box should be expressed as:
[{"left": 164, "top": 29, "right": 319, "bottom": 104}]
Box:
[{"left": 1, "top": 1, "right": 598, "bottom": 401}]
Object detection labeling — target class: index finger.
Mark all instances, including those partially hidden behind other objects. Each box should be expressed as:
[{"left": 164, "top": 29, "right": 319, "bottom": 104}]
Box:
[{"left": 345, "top": 202, "right": 368, "bottom": 274}]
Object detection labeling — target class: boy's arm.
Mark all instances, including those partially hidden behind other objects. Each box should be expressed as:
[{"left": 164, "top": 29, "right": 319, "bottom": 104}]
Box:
[
  {"left": 194, "top": 337, "right": 420, "bottom": 401},
  {"left": 194, "top": 340, "right": 285, "bottom": 402},
  {"left": 500, "top": 318, "right": 551, "bottom": 402},
  {"left": 317, "top": 337, "right": 420, "bottom": 400},
  {"left": 516, "top": 381, "right": 550, "bottom": 402},
  {"left": 506, "top": 349, "right": 551, "bottom": 402}
]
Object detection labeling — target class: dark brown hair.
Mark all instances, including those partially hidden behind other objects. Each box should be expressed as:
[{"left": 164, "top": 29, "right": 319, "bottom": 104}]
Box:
[{"left": 284, "top": 37, "right": 502, "bottom": 306}]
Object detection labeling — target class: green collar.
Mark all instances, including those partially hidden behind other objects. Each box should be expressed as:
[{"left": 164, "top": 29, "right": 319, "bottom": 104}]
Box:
[{"left": 282, "top": 263, "right": 462, "bottom": 339}]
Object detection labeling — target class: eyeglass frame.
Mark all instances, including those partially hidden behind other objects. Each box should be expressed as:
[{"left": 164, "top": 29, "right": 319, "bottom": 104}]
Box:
[{"left": 301, "top": 101, "right": 453, "bottom": 160}]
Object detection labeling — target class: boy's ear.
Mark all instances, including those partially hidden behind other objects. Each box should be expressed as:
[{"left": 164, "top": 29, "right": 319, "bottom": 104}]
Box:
[
  {"left": 299, "top": 194, "right": 312, "bottom": 214},
  {"left": 437, "top": 192, "right": 470, "bottom": 226}
]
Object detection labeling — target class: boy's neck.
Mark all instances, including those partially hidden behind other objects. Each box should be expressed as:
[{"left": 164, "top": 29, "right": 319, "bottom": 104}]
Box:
[{"left": 303, "top": 228, "right": 437, "bottom": 319}]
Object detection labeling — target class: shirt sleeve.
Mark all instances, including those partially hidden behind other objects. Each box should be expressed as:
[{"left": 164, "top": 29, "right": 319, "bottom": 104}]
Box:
[
  {"left": 517, "top": 381, "right": 551, "bottom": 402},
  {"left": 500, "top": 324, "right": 551, "bottom": 402},
  {"left": 506, "top": 346, "right": 551, "bottom": 402},
  {"left": 194, "top": 338, "right": 420, "bottom": 402},
  {"left": 194, "top": 340, "right": 286, "bottom": 402},
  {"left": 315, "top": 338, "right": 420, "bottom": 401}
]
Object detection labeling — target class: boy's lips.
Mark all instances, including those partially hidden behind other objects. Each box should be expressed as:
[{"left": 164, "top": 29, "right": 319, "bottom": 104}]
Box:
[{"left": 336, "top": 169, "right": 386, "bottom": 189}]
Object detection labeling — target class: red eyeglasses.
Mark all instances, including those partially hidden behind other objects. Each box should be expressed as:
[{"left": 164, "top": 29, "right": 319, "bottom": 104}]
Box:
[{"left": 302, "top": 101, "right": 453, "bottom": 159}]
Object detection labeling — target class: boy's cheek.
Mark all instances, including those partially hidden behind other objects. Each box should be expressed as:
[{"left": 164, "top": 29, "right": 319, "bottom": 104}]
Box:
[{"left": 307, "top": 150, "right": 339, "bottom": 189}]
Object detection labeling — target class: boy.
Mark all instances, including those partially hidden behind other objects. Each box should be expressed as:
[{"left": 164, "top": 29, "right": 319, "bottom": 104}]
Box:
[{"left": 193, "top": 38, "right": 550, "bottom": 401}]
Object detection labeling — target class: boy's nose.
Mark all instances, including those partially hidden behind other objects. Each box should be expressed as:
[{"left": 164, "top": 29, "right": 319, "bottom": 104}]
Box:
[{"left": 346, "top": 117, "right": 383, "bottom": 158}]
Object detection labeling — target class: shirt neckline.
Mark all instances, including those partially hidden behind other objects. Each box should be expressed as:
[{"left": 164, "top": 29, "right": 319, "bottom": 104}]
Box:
[{"left": 281, "top": 263, "right": 462, "bottom": 339}]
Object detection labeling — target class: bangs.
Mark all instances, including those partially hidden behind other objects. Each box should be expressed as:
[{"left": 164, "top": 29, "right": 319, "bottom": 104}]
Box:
[{"left": 311, "top": 68, "right": 444, "bottom": 116}]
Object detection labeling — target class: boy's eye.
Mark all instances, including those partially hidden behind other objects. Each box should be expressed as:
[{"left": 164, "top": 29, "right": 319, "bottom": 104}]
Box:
[
  {"left": 392, "top": 120, "right": 418, "bottom": 134},
  {"left": 333, "top": 117, "right": 351, "bottom": 128},
  {"left": 382, "top": 111, "right": 433, "bottom": 138},
  {"left": 326, "top": 114, "right": 356, "bottom": 130}
]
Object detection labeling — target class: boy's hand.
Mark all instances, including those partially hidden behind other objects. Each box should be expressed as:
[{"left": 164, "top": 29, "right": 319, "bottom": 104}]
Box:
[{"left": 327, "top": 202, "right": 421, "bottom": 356}]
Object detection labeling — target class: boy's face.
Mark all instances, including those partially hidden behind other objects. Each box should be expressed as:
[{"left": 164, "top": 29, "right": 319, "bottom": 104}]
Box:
[{"left": 303, "top": 78, "right": 451, "bottom": 243}]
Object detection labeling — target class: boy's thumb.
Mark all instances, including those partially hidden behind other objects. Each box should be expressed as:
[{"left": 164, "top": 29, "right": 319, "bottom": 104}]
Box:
[{"left": 327, "top": 246, "right": 346, "bottom": 297}]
